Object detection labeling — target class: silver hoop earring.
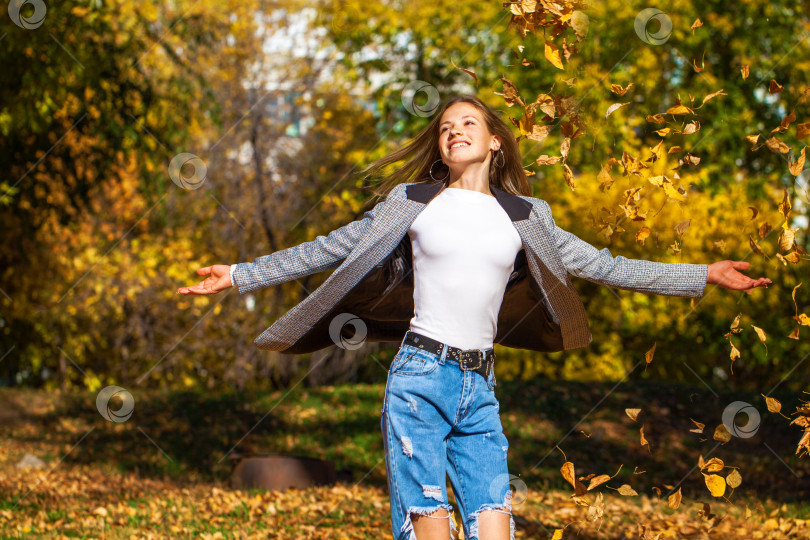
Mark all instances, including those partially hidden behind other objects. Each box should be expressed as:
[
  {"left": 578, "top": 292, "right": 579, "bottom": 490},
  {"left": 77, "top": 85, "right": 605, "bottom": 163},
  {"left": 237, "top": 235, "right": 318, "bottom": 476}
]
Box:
[
  {"left": 492, "top": 148, "right": 505, "bottom": 168},
  {"left": 430, "top": 159, "right": 449, "bottom": 182}
]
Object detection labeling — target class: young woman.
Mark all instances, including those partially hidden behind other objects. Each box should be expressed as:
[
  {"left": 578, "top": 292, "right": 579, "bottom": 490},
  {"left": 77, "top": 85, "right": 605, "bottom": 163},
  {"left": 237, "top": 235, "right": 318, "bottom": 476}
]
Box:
[{"left": 178, "top": 94, "right": 771, "bottom": 540}]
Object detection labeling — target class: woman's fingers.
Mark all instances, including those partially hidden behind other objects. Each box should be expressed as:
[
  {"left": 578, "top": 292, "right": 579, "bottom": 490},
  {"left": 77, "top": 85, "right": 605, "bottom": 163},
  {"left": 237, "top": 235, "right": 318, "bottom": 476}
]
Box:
[{"left": 196, "top": 266, "right": 212, "bottom": 276}]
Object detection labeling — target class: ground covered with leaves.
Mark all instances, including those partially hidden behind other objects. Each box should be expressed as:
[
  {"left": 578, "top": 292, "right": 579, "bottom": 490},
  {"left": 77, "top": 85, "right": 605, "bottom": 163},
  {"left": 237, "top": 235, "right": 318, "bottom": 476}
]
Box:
[{"left": 1, "top": 380, "right": 808, "bottom": 538}]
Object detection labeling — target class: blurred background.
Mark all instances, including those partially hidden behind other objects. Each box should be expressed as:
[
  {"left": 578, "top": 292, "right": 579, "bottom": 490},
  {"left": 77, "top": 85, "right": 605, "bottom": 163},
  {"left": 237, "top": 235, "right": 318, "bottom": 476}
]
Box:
[{"left": 1, "top": 0, "right": 809, "bottom": 395}]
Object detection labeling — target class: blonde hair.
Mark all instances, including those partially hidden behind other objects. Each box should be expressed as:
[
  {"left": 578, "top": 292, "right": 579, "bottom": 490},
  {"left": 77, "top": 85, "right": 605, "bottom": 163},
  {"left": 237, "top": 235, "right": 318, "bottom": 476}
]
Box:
[{"left": 360, "top": 94, "right": 533, "bottom": 204}]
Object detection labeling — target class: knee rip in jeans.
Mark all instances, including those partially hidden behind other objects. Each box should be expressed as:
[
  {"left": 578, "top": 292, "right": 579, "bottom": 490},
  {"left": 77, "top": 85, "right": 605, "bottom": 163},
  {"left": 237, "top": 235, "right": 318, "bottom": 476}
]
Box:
[
  {"left": 401, "top": 504, "right": 456, "bottom": 540},
  {"left": 468, "top": 490, "right": 515, "bottom": 540}
]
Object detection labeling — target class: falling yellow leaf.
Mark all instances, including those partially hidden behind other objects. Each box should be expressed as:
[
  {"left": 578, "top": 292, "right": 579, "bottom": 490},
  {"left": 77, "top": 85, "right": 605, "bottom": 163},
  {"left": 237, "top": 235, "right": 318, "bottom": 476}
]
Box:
[
  {"left": 762, "top": 394, "right": 782, "bottom": 413},
  {"left": 586, "top": 474, "right": 611, "bottom": 491},
  {"left": 704, "top": 473, "right": 726, "bottom": 497},
  {"left": 560, "top": 461, "right": 576, "bottom": 489},
  {"left": 640, "top": 426, "right": 649, "bottom": 450},
  {"left": 666, "top": 104, "right": 694, "bottom": 115},
  {"left": 726, "top": 469, "right": 742, "bottom": 489},
  {"left": 691, "top": 18, "right": 703, "bottom": 31},
  {"left": 625, "top": 408, "right": 642, "bottom": 422},
  {"left": 751, "top": 325, "right": 767, "bottom": 343},
  {"left": 551, "top": 529, "right": 564, "bottom": 540},
  {"left": 769, "top": 79, "right": 784, "bottom": 94},
  {"left": 668, "top": 487, "right": 682, "bottom": 509},
  {"left": 789, "top": 146, "right": 806, "bottom": 176},
  {"left": 702, "top": 457, "right": 725, "bottom": 473},
  {"left": 536, "top": 155, "right": 561, "bottom": 166},
  {"left": 636, "top": 227, "right": 651, "bottom": 246},
  {"left": 714, "top": 424, "right": 732, "bottom": 443},
  {"left": 617, "top": 484, "right": 638, "bottom": 496},
  {"left": 611, "top": 83, "right": 634, "bottom": 96},
  {"left": 798, "top": 122, "right": 810, "bottom": 140},
  {"left": 779, "top": 189, "right": 792, "bottom": 221},
  {"left": 645, "top": 343, "right": 656, "bottom": 365},
  {"left": 544, "top": 41, "right": 564, "bottom": 70},
  {"left": 605, "top": 102, "right": 630, "bottom": 119},
  {"left": 562, "top": 163, "right": 575, "bottom": 191},
  {"left": 674, "top": 220, "right": 691, "bottom": 236},
  {"left": 779, "top": 227, "right": 796, "bottom": 252},
  {"left": 689, "top": 418, "right": 705, "bottom": 434},
  {"left": 765, "top": 137, "right": 791, "bottom": 154},
  {"left": 749, "top": 235, "right": 764, "bottom": 256},
  {"left": 699, "top": 88, "right": 727, "bottom": 108},
  {"left": 741, "top": 64, "right": 749, "bottom": 79}
]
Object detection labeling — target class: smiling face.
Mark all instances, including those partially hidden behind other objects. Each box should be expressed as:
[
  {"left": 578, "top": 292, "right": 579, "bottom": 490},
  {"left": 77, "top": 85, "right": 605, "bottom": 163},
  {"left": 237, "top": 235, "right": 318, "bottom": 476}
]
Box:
[{"left": 437, "top": 101, "right": 500, "bottom": 171}]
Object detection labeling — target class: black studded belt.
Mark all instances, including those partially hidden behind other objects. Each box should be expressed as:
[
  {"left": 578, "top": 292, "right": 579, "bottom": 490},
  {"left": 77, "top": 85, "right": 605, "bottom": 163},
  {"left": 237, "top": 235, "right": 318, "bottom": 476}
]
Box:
[{"left": 402, "top": 330, "right": 495, "bottom": 379}]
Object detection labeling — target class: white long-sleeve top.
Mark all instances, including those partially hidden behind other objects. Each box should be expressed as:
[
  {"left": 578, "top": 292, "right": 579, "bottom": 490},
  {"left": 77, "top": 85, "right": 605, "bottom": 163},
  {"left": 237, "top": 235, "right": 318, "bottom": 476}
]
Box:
[{"left": 406, "top": 187, "right": 524, "bottom": 350}]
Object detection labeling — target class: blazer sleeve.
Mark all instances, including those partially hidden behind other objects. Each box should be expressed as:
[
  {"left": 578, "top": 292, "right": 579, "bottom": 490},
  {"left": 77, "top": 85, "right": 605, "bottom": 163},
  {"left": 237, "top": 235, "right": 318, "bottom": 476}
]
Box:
[
  {"left": 536, "top": 199, "right": 709, "bottom": 298},
  {"left": 231, "top": 184, "right": 403, "bottom": 294}
]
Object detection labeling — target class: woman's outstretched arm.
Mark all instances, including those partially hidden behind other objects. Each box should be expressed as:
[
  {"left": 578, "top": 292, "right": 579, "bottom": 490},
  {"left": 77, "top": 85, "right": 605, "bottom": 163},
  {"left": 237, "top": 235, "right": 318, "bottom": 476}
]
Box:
[
  {"left": 177, "top": 184, "right": 405, "bottom": 296},
  {"left": 535, "top": 199, "right": 771, "bottom": 296}
]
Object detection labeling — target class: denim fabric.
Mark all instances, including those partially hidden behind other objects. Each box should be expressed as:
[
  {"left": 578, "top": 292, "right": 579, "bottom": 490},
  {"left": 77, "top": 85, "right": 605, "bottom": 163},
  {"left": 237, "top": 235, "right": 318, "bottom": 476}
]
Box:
[{"left": 381, "top": 333, "right": 515, "bottom": 540}]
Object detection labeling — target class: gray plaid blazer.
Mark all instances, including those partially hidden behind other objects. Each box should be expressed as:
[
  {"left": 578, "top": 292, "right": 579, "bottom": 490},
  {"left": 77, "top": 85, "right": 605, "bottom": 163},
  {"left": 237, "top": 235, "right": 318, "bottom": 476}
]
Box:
[{"left": 232, "top": 180, "right": 708, "bottom": 354}]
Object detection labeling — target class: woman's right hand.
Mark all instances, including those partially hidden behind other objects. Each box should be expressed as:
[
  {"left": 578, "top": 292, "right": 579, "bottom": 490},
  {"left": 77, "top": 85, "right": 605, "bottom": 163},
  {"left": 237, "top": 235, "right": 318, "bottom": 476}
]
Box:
[{"left": 177, "top": 264, "right": 233, "bottom": 295}]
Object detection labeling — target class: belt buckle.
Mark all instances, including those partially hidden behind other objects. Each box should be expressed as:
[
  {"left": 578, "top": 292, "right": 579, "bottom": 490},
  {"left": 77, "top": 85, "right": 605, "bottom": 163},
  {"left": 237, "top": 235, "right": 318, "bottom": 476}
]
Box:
[{"left": 459, "top": 350, "right": 483, "bottom": 371}]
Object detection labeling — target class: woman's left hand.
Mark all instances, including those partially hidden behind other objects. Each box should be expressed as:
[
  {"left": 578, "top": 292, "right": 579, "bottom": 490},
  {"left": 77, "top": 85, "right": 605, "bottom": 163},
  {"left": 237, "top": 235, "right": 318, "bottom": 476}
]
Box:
[{"left": 707, "top": 260, "right": 772, "bottom": 291}]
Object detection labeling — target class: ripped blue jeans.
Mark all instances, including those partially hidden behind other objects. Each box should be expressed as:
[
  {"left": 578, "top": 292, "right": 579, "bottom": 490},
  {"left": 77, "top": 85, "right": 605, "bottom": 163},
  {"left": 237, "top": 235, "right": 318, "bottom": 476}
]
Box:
[{"left": 381, "top": 332, "right": 515, "bottom": 540}]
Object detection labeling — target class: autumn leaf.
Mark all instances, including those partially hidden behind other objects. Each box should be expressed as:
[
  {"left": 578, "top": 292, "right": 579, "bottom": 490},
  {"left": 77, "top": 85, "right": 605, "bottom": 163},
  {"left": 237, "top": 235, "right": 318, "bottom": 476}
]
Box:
[
  {"left": 562, "top": 163, "right": 575, "bottom": 191},
  {"left": 668, "top": 487, "right": 682, "bottom": 509},
  {"left": 625, "top": 408, "right": 641, "bottom": 422},
  {"left": 748, "top": 235, "right": 765, "bottom": 256},
  {"left": 765, "top": 137, "right": 791, "bottom": 153},
  {"left": 690, "top": 418, "right": 705, "bottom": 434},
  {"left": 611, "top": 83, "right": 633, "bottom": 96},
  {"left": 698, "top": 88, "right": 726, "bottom": 108},
  {"left": 560, "top": 461, "right": 576, "bottom": 489},
  {"left": 691, "top": 17, "right": 703, "bottom": 31},
  {"left": 726, "top": 469, "right": 742, "bottom": 489},
  {"left": 761, "top": 394, "right": 782, "bottom": 413},
  {"left": 798, "top": 122, "right": 810, "bottom": 140},
  {"left": 674, "top": 220, "right": 691, "bottom": 236},
  {"left": 644, "top": 343, "right": 656, "bottom": 369},
  {"left": 636, "top": 226, "right": 650, "bottom": 245},
  {"left": 788, "top": 146, "right": 806, "bottom": 176},
  {"left": 769, "top": 79, "right": 784, "bottom": 94},
  {"left": 741, "top": 64, "right": 749, "bottom": 79},
  {"left": 714, "top": 424, "right": 732, "bottom": 443},
  {"left": 617, "top": 484, "right": 638, "bottom": 496},
  {"left": 496, "top": 77, "right": 525, "bottom": 107},
  {"left": 779, "top": 189, "right": 792, "bottom": 221},
  {"left": 640, "top": 426, "right": 650, "bottom": 451},
  {"left": 449, "top": 56, "right": 478, "bottom": 87},
  {"left": 702, "top": 457, "right": 725, "bottom": 473},
  {"left": 704, "top": 473, "right": 726, "bottom": 497},
  {"left": 545, "top": 41, "right": 564, "bottom": 70},
  {"left": 605, "top": 102, "right": 630, "bottom": 119},
  {"left": 536, "top": 155, "right": 561, "bottom": 166},
  {"left": 666, "top": 104, "right": 694, "bottom": 115},
  {"left": 729, "top": 341, "right": 740, "bottom": 374},
  {"left": 586, "top": 474, "right": 611, "bottom": 491}
]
